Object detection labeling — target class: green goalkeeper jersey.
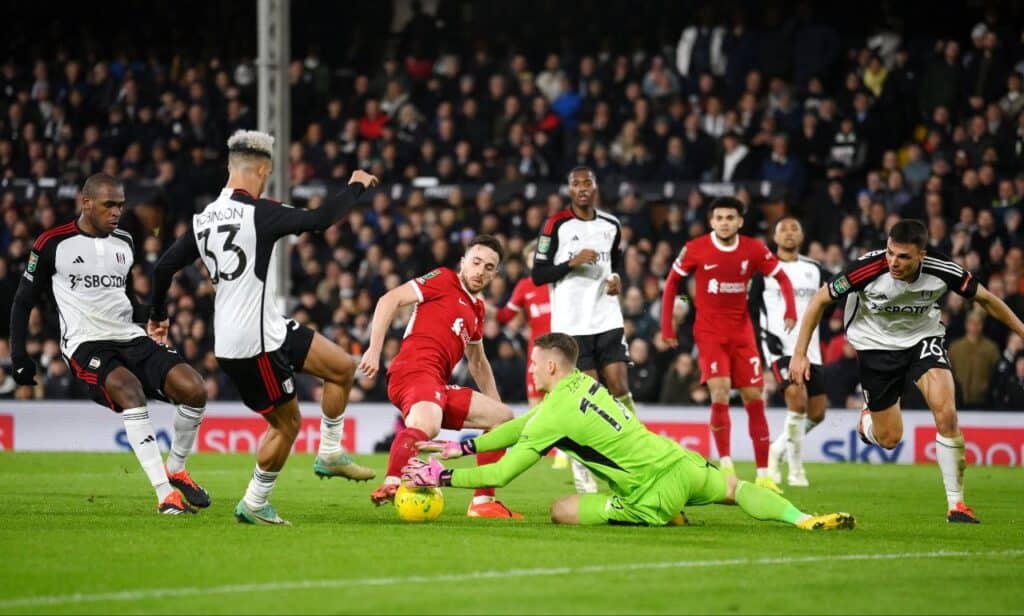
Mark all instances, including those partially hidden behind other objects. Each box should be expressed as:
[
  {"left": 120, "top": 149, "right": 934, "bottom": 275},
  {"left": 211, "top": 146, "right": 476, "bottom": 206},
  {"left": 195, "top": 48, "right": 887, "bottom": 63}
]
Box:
[{"left": 450, "top": 370, "right": 687, "bottom": 495}]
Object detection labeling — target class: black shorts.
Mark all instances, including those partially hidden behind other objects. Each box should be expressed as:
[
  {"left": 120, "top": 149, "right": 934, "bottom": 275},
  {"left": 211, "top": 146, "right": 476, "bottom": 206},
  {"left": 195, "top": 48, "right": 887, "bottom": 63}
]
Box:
[
  {"left": 66, "top": 336, "right": 187, "bottom": 413},
  {"left": 771, "top": 357, "right": 825, "bottom": 398},
  {"left": 857, "top": 335, "right": 951, "bottom": 412},
  {"left": 573, "top": 327, "right": 630, "bottom": 372},
  {"left": 217, "top": 320, "right": 315, "bottom": 413}
]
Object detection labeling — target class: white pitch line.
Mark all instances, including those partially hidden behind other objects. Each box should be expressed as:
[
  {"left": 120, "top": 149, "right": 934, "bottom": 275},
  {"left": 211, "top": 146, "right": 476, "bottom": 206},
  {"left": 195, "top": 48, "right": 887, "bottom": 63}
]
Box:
[{"left": 0, "top": 549, "right": 1021, "bottom": 609}]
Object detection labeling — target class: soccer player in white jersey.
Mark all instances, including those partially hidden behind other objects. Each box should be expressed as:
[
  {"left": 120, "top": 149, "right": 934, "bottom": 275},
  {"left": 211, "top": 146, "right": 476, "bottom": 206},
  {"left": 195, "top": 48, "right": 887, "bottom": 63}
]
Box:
[
  {"left": 148, "top": 131, "right": 378, "bottom": 525},
  {"left": 791, "top": 219, "right": 1024, "bottom": 523},
  {"left": 532, "top": 166, "right": 634, "bottom": 494},
  {"left": 10, "top": 173, "right": 209, "bottom": 514},
  {"left": 750, "top": 217, "right": 829, "bottom": 487}
]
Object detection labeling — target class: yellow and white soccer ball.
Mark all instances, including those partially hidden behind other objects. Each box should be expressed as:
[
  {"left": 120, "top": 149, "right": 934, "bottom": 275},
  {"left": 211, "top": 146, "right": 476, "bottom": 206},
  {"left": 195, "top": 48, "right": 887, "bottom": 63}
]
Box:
[{"left": 394, "top": 485, "right": 444, "bottom": 522}]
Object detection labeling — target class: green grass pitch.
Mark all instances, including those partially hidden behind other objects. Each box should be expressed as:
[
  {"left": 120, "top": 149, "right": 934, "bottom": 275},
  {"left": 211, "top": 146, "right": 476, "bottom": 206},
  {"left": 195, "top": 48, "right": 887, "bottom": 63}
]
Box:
[{"left": 0, "top": 453, "right": 1021, "bottom": 614}]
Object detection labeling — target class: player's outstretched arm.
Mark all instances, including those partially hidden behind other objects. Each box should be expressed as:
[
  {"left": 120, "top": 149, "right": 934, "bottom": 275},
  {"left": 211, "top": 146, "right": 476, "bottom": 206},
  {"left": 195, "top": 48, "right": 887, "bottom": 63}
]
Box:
[
  {"left": 659, "top": 267, "right": 686, "bottom": 347},
  {"left": 403, "top": 446, "right": 542, "bottom": 489},
  {"left": 417, "top": 408, "right": 538, "bottom": 457},
  {"left": 260, "top": 171, "right": 378, "bottom": 238},
  {"left": 973, "top": 285, "right": 1024, "bottom": 339},
  {"left": 789, "top": 286, "right": 834, "bottom": 384},
  {"left": 148, "top": 231, "right": 201, "bottom": 344},
  {"left": 358, "top": 281, "right": 419, "bottom": 378},
  {"left": 465, "top": 341, "right": 501, "bottom": 401},
  {"left": 9, "top": 277, "right": 41, "bottom": 385}
]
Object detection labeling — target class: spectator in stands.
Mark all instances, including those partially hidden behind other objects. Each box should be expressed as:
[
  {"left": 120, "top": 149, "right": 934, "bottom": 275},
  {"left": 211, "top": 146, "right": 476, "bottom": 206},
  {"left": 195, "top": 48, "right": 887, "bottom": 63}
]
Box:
[{"left": 949, "top": 312, "right": 1002, "bottom": 408}]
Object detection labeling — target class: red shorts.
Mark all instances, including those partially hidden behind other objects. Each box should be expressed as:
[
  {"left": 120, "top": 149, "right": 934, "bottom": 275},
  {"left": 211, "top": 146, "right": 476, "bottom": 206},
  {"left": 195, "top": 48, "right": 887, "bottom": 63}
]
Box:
[
  {"left": 694, "top": 330, "right": 763, "bottom": 388},
  {"left": 387, "top": 370, "right": 473, "bottom": 430}
]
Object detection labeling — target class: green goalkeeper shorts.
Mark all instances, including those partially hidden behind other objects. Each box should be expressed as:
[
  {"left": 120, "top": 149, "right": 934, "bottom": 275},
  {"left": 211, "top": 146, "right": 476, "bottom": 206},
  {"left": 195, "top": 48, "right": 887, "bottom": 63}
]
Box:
[{"left": 577, "top": 449, "right": 728, "bottom": 526}]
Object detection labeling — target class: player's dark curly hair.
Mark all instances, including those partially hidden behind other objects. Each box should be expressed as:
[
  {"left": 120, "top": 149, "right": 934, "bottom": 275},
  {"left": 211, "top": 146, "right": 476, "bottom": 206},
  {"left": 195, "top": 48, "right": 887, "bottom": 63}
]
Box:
[
  {"left": 534, "top": 333, "right": 579, "bottom": 365},
  {"left": 468, "top": 234, "right": 504, "bottom": 262},
  {"left": 708, "top": 196, "right": 745, "bottom": 217},
  {"left": 889, "top": 219, "right": 928, "bottom": 250}
]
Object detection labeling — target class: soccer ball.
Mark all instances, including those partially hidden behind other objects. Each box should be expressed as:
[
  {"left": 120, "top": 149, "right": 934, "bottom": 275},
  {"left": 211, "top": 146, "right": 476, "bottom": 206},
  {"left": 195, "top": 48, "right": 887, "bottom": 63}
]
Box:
[{"left": 394, "top": 485, "right": 444, "bottom": 522}]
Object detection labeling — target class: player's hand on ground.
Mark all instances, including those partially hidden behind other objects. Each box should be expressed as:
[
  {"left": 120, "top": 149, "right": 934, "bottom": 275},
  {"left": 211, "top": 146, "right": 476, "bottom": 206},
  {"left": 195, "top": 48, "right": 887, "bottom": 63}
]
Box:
[
  {"left": 605, "top": 274, "right": 621, "bottom": 296},
  {"left": 568, "top": 249, "right": 599, "bottom": 268},
  {"left": 416, "top": 440, "right": 464, "bottom": 459},
  {"left": 401, "top": 456, "right": 446, "bottom": 487},
  {"left": 147, "top": 319, "right": 169, "bottom": 345},
  {"left": 349, "top": 170, "right": 379, "bottom": 188},
  {"left": 358, "top": 346, "right": 382, "bottom": 379},
  {"left": 783, "top": 317, "right": 797, "bottom": 333},
  {"left": 9, "top": 356, "right": 37, "bottom": 386},
  {"left": 788, "top": 354, "right": 810, "bottom": 385}
]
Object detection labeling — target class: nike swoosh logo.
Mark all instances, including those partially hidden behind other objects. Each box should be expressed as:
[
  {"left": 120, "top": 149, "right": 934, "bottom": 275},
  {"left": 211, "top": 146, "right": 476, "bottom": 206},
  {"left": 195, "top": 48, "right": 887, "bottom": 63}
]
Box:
[
  {"left": 458, "top": 299, "right": 467, "bottom": 305},
  {"left": 703, "top": 264, "right": 719, "bottom": 270},
  {"left": 16, "top": 368, "right": 23, "bottom": 374}
]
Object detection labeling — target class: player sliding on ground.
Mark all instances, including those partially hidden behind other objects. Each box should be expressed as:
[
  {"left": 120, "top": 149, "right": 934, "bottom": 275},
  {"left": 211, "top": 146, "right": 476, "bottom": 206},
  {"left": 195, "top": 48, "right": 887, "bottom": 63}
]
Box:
[
  {"left": 10, "top": 173, "right": 210, "bottom": 514},
  {"left": 403, "top": 333, "right": 854, "bottom": 530},
  {"left": 359, "top": 235, "right": 523, "bottom": 518},
  {"left": 790, "top": 219, "right": 1024, "bottom": 524},
  {"left": 149, "top": 130, "right": 378, "bottom": 525}
]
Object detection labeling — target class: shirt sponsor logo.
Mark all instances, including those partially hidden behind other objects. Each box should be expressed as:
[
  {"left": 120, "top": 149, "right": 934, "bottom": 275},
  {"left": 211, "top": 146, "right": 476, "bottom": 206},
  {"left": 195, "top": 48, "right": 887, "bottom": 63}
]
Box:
[
  {"left": 69, "top": 274, "right": 126, "bottom": 291},
  {"left": 707, "top": 279, "right": 745, "bottom": 294},
  {"left": 869, "top": 304, "right": 930, "bottom": 314},
  {"left": 703, "top": 264, "right": 719, "bottom": 270}
]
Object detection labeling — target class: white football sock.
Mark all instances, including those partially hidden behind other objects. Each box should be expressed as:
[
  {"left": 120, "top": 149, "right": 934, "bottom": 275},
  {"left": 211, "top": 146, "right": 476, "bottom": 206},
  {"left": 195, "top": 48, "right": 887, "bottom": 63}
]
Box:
[
  {"left": 318, "top": 414, "right": 344, "bottom": 457},
  {"left": 571, "top": 459, "right": 598, "bottom": 493},
  {"left": 243, "top": 466, "right": 279, "bottom": 510},
  {"left": 122, "top": 406, "right": 173, "bottom": 501},
  {"left": 471, "top": 495, "right": 495, "bottom": 505},
  {"left": 756, "top": 467, "right": 769, "bottom": 479},
  {"left": 785, "top": 411, "right": 804, "bottom": 470},
  {"left": 166, "top": 404, "right": 204, "bottom": 473},
  {"left": 935, "top": 433, "right": 966, "bottom": 509},
  {"left": 860, "top": 413, "right": 881, "bottom": 446}
]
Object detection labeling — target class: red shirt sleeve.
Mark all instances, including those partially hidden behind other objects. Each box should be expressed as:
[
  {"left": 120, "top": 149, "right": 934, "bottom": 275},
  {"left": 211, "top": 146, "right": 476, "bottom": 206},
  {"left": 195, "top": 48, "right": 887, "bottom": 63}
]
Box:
[
  {"left": 752, "top": 239, "right": 782, "bottom": 276},
  {"left": 672, "top": 241, "right": 697, "bottom": 276},
  {"left": 410, "top": 268, "right": 450, "bottom": 303},
  {"left": 497, "top": 279, "right": 528, "bottom": 324},
  {"left": 471, "top": 300, "right": 486, "bottom": 343}
]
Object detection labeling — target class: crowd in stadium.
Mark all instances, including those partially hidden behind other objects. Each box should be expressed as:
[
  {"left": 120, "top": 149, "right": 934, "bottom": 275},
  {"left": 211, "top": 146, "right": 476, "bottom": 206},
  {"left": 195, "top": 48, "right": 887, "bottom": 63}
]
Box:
[{"left": 2, "top": 4, "right": 1024, "bottom": 410}]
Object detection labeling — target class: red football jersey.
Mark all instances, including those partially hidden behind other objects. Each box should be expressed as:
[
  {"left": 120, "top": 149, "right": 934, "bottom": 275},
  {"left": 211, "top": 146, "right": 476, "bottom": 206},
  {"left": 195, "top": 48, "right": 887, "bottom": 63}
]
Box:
[
  {"left": 497, "top": 277, "right": 552, "bottom": 339},
  {"left": 388, "top": 267, "right": 485, "bottom": 382},
  {"left": 673, "top": 233, "right": 781, "bottom": 331}
]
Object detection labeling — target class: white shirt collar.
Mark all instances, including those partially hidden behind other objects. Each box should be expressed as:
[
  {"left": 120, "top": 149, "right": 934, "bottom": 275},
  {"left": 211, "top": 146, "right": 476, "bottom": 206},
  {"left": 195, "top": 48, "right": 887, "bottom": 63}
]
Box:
[{"left": 711, "top": 233, "right": 740, "bottom": 252}]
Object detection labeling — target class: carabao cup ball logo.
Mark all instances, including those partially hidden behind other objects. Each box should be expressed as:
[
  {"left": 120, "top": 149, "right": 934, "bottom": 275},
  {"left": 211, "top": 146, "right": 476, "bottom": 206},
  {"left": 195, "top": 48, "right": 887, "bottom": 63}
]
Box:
[{"left": 394, "top": 485, "right": 445, "bottom": 522}]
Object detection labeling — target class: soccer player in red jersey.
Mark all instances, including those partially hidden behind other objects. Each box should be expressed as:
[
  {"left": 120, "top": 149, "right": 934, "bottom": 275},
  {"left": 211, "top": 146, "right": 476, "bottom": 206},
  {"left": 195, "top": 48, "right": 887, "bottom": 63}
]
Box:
[
  {"left": 359, "top": 235, "right": 522, "bottom": 518},
  {"left": 660, "top": 197, "right": 798, "bottom": 493},
  {"left": 494, "top": 240, "right": 551, "bottom": 407}
]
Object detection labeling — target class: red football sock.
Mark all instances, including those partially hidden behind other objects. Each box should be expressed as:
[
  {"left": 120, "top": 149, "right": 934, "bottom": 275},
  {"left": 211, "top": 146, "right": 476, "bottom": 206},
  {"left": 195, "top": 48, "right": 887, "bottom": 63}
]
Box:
[
  {"left": 473, "top": 448, "right": 505, "bottom": 498},
  {"left": 710, "top": 402, "right": 731, "bottom": 458},
  {"left": 385, "top": 427, "right": 429, "bottom": 479},
  {"left": 745, "top": 398, "right": 770, "bottom": 468}
]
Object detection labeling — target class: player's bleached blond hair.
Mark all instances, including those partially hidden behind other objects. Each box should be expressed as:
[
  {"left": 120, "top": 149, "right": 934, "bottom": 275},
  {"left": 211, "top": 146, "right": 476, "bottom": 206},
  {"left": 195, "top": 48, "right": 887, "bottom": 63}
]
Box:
[{"left": 227, "top": 130, "right": 274, "bottom": 167}]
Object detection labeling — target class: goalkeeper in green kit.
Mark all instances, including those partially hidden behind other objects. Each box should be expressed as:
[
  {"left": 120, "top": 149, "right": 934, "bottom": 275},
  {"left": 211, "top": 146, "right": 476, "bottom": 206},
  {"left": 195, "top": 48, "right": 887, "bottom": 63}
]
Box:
[{"left": 403, "top": 333, "right": 854, "bottom": 529}]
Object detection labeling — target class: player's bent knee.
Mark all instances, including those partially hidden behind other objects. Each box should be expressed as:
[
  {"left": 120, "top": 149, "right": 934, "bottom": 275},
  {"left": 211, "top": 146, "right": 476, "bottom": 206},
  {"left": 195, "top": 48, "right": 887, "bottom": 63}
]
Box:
[{"left": 105, "top": 369, "right": 146, "bottom": 408}]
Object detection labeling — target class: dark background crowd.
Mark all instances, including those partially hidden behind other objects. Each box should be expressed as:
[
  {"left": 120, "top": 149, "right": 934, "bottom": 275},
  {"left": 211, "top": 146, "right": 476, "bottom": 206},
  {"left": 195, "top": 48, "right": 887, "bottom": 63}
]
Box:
[{"left": 2, "top": 0, "right": 1024, "bottom": 410}]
